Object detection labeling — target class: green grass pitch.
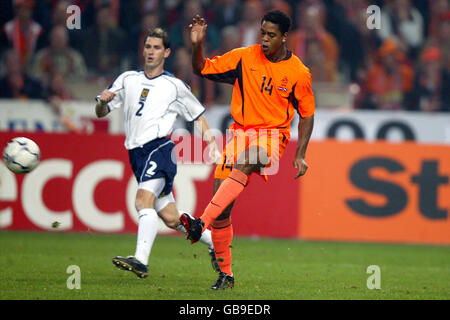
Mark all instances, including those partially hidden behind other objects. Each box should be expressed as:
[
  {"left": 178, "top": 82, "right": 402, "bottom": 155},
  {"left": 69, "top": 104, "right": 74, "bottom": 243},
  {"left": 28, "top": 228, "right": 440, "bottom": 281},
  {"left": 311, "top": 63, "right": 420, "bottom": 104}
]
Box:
[{"left": 0, "top": 231, "right": 448, "bottom": 300}]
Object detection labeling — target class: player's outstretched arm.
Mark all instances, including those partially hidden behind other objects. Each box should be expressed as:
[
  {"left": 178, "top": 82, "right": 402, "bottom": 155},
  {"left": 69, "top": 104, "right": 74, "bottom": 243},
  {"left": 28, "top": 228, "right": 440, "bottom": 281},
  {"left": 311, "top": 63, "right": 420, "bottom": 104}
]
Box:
[
  {"left": 293, "top": 115, "right": 314, "bottom": 179},
  {"left": 194, "top": 115, "right": 221, "bottom": 163},
  {"left": 95, "top": 90, "right": 116, "bottom": 118},
  {"left": 190, "top": 15, "right": 207, "bottom": 75}
]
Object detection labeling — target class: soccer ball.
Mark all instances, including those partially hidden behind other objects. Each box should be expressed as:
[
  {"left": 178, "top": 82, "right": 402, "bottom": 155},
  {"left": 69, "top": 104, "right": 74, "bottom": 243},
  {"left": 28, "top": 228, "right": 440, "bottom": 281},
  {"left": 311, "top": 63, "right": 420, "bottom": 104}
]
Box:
[{"left": 3, "top": 137, "right": 41, "bottom": 174}]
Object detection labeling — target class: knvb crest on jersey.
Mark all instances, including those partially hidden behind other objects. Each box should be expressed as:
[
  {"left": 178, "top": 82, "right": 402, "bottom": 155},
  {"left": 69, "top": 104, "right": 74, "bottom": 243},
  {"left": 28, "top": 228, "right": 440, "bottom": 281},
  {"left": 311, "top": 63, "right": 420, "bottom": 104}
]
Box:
[{"left": 277, "top": 76, "right": 288, "bottom": 92}]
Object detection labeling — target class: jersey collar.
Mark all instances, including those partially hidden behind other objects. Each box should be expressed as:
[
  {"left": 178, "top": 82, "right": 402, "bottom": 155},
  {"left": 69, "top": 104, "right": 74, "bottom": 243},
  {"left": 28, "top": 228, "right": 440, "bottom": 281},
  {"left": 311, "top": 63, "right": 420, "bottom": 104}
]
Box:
[
  {"left": 260, "top": 45, "right": 292, "bottom": 63},
  {"left": 141, "top": 69, "right": 168, "bottom": 80}
]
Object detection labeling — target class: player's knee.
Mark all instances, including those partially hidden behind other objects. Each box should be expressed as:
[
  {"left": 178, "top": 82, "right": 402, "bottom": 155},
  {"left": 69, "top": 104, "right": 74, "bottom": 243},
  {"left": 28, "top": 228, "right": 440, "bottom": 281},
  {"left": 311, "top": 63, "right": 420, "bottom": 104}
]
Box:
[
  {"left": 135, "top": 200, "right": 150, "bottom": 212},
  {"left": 135, "top": 193, "right": 156, "bottom": 211}
]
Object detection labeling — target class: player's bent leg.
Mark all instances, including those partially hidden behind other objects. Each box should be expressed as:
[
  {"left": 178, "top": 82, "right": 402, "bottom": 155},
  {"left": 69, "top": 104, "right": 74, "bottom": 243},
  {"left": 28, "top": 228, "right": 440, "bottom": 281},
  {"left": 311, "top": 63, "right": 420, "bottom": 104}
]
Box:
[
  {"left": 184, "top": 160, "right": 248, "bottom": 243},
  {"left": 155, "top": 194, "right": 179, "bottom": 229},
  {"left": 176, "top": 211, "right": 219, "bottom": 272},
  {"left": 157, "top": 199, "right": 211, "bottom": 244},
  {"left": 179, "top": 212, "right": 205, "bottom": 244},
  {"left": 157, "top": 198, "right": 220, "bottom": 272},
  {"left": 196, "top": 146, "right": 261, "bottom": 230},
  {"left": 213, "top": 179, "right": 235, "bottom": 221},
  {"left": 198, "top": 169, "right": 248, "bottom": 231}
]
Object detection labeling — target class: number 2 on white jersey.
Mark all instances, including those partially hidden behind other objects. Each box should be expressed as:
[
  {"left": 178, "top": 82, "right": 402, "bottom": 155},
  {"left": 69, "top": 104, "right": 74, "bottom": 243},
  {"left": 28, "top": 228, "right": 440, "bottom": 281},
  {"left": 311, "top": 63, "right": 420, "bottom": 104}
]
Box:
[
  {"left": 136, "top": 102, "right": 145, "bottom": 116},
  {"left": 136, "top": 88, "right": 150, "bottom": 116}
]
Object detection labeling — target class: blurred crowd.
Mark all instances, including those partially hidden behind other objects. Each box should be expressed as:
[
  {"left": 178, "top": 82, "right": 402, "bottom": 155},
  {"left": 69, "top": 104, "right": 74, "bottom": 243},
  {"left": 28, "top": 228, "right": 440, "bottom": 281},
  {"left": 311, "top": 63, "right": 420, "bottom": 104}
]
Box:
[{"left": 0, "top": 0, "right": 449, "bottom": 112}]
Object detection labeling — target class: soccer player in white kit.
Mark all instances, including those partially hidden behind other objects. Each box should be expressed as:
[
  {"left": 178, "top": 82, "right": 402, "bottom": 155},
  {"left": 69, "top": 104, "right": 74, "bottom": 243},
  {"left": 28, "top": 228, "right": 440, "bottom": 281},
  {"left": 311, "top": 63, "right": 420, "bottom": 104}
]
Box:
[{"left": 95, "top": 28, "right": 220, "bottom": 278}]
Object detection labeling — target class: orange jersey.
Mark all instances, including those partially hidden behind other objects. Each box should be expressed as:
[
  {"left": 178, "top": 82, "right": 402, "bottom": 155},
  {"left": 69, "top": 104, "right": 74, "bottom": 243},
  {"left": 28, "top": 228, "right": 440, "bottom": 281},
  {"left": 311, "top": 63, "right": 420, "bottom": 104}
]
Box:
[{"left": 201, "top": 44, "right": 315, "bottom": 129}]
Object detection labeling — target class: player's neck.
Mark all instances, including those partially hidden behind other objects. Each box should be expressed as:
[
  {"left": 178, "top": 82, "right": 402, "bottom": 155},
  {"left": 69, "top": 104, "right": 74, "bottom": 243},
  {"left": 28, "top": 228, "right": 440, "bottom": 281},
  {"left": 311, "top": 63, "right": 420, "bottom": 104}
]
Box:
[
  {"left": 144, "top": 65, "right": 164, "bottom": 79},
  {"left": 266, "top": 45, "right": 287, "bottom": 63}
]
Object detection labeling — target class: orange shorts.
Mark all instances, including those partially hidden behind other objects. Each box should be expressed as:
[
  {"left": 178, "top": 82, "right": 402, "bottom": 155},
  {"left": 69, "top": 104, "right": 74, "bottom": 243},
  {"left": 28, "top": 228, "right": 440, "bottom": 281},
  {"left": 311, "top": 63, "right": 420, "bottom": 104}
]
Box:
[{"left": 214, "top": 123, "right": 290, "bottom": 181}]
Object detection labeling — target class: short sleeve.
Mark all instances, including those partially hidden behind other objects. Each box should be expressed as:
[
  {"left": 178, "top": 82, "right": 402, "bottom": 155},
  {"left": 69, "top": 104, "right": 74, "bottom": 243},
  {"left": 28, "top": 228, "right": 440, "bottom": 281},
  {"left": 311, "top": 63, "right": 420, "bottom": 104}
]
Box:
[
  {"left": 294, "top": 67, "right": 315, "bottom": 118},
  {"left": 173, "top": 81, "right": 206, "bottom": 122},
  {"left": 201, "top": 47, "right": 246, "bottom": 84},
  {"left": 95, "top": 72, "right": 128, "bottom": 110}
]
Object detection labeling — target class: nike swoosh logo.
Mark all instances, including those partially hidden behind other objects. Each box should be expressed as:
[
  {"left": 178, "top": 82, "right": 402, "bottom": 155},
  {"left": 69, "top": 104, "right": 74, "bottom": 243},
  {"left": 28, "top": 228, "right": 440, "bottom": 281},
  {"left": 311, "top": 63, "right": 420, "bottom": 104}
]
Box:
[{"left": 250, "top": 68, "right": 257, "bottom": 71}]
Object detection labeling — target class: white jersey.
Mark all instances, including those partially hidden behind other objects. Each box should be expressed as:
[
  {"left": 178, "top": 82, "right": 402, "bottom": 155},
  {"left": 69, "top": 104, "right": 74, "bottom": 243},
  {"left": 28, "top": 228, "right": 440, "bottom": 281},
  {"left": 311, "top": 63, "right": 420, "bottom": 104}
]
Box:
[{"left": 97, "top": 70, "right": 205, "bottom": 150}]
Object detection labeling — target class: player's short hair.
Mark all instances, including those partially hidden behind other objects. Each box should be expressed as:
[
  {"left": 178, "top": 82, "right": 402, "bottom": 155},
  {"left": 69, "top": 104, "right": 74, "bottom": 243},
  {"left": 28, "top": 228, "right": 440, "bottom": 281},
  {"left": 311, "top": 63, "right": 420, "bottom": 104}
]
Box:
[
  {"left": 261, "top": 10, "right": 291, "bottom": 34},
  {"left": 146, "top": 27, "right": 171, "bottom": 49}
]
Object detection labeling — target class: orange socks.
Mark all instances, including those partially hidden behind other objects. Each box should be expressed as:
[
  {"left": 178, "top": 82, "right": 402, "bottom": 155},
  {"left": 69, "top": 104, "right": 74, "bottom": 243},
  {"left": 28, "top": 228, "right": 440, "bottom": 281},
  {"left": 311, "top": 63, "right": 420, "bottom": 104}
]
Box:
[
  {"left": 202, "top": 169, "right": 248, "bottom": 276},
  {"left": 200, "top": 169, "right": 248, "bottom": 229},
  {"left": 211, "top": 218, "right": 233, "bottom": 276}
]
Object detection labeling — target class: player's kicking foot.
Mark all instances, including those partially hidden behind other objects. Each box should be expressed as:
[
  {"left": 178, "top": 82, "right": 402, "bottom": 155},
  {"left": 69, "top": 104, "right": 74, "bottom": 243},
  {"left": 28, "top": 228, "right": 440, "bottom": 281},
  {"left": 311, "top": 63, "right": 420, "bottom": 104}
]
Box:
[
  {"left": 211, "top": 272, "right": 234, "bottom": 290},
  {"left": 208, "top": 246, "right": 220, "bottom": 273},
  {"left": 180, "top": 213, "right": 204, "bottom": 244},
  {"left": 112, "top": 256, "right": 148, "bottom": 278}
]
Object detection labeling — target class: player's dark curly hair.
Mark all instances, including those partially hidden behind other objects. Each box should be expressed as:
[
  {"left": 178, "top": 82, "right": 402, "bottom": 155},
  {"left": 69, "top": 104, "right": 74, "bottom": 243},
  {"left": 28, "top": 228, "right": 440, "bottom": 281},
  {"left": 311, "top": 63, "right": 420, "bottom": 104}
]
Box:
[
  {"left": 261, "top": 10, "right": 291, "bottom": 34},
  {"left": 147, "top": 27, "right": 171, "bottom": 49}
]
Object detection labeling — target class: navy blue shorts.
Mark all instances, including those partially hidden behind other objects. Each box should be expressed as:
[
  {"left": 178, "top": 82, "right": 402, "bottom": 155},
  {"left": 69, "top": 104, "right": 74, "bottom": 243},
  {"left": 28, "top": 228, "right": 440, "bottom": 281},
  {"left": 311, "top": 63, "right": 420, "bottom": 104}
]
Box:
[{"left": 128, "top": 137, "right": 176, "bottom": 197}]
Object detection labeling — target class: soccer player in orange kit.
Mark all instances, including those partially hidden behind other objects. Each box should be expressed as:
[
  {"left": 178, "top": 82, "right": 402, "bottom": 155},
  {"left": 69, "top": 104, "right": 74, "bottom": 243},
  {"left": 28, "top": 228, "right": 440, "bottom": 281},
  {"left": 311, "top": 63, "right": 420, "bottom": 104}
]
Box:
[{"left": 180, "top": 10, "right": 315, "bottom": 290}]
